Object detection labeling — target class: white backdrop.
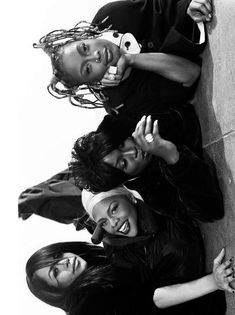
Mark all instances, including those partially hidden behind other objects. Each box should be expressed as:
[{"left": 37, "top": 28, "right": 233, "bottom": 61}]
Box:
[{"left": 14, "top": 1, "right": 113, "bottom": 314}]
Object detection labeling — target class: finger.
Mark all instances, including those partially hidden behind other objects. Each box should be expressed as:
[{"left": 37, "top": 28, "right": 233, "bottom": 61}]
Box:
[
  {"left": 224, "top": 285, "right": 235, "bottom": 294},
  {"left": 133, "top": 116, "right": 146, "bottom": 141},
  {"left": 152, "top": 120, "right": 159, "bottom": 137},
  {"left": 213, "top": 248, "right": 225, "bottom": 267},
  {"left": 138, "top": 116, "right": 147, "bottom": 141},
  {"left": 224, "top": 266, "right": 235, "bottom": 276},
  {"left": 194, "top": 0, "right": 212, "bottom": 13},
  {"left": 217, "top": 257, "right": 234, "bottom": 273},
  {"left": 145, "top": 115, "right": 152, "bottom": 135},
  {"left": 191, "top": 1, "right": 210, "bottom": 15},
  {"left": 225, "top": 275, "right": 235, "bottom": 283}
]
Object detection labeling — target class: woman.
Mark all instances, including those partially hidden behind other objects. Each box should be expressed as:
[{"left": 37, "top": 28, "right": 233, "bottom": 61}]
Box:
[
  {"left": 26, "top": 241, "right": 233, "bottom": 315},
  {"left": 71, "top": 115, "right": 223, "bottom": 224},
  {"left": 34, "top": 0, "right": 210, "bottom": 113},
  {"left": 81, "top": 186, "right": 233, "bottom": 314}
]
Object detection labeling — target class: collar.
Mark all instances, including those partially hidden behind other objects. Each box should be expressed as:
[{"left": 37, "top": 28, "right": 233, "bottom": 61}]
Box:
[{"left": 100, "top": 31, "right": 141, "bottom": 54}]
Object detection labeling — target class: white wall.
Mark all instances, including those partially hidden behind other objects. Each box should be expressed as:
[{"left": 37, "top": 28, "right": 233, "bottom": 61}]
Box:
[{"left": 14, "top": 1, "right": 113, "bottom": 314}]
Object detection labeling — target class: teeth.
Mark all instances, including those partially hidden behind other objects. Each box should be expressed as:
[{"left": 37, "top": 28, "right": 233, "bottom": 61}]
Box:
[{"left": 118, "top": 221, "right": 129, "bottom": 233}]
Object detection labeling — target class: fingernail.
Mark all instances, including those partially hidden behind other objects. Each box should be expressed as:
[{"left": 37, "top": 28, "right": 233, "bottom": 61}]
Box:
[{"left": 209, "top": 14, "right": 212, "bottom": 18}]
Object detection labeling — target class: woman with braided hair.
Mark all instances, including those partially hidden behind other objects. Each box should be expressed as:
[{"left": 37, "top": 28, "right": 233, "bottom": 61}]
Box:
[{"left": 34, "top": 0, "right": 212, "bottom": 114}]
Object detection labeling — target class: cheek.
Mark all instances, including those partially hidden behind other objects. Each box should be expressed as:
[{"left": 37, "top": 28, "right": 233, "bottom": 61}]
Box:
[{"left": 91, "top": 64, "right": 108, "bottom": 81}]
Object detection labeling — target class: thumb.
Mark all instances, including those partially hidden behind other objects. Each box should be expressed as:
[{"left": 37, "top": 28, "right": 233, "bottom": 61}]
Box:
[{"left": 213, "top": 248, "right": 225, "bottom": 267}]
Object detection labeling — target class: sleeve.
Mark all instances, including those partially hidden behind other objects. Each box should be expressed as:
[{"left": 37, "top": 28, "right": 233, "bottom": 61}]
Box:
[
  {"left": 159, "top": 0, "right": 207, "bottom": 61},
  {"left": 18, "top": 169, "right": 91, "bottom": 231},
  {"left": 159, "top": 146, "right": 224, "bottom": 222},
  {"left": 92, "top": 0, "right": 206, "bottom": 63}
]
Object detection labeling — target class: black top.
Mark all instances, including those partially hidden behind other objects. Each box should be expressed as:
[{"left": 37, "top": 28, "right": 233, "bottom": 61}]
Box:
[{"left": 92, "top": 0, "right": 206, "bottom": 116}]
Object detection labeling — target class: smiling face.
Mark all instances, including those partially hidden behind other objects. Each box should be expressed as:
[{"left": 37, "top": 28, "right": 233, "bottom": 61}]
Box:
[
  {"left": 103, "top": 138, "right": 152, "bottom": 177},
  {"left": 92, "top": 195, "right": 138, "bottom": 237},
  {"left": 34, "top": 253, "right": 87, "bottom": 288},
  {"left": 61, "top": 38, "right": 121, "bottom": 84}
]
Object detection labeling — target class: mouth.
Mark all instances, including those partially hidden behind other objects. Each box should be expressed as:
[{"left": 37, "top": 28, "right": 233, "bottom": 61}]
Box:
[
  {"left": 103, "top": 47, "right": 113, "bottom": 66},
  {"left": 73, "top": 257, "right": 79, "bottom": 273},
  {"left": 118, "top": 220, "right": 130, "bottom": 235}
]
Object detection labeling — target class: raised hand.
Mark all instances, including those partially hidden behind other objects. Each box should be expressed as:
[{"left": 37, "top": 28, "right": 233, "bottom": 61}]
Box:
[
  {"left": 132, "top": 115, "right": 179, "bottom": 164},
  {"left": 101, "top": 54, "right": 131, "bottom": 87},
  {"left": 187, "top": 0, "right": 213, "bottom": 23}
]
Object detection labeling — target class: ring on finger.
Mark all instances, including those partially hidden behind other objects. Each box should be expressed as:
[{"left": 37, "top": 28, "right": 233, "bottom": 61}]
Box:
[
  {"left": 109, "top": 74, "right": 115, "bottom": 80},
  {"left": 145, "top": 133, "right": 154, "bottom": 143}
]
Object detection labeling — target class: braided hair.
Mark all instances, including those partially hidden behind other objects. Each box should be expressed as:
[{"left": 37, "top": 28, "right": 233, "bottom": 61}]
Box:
[{"left": 34, "top": 18, "right": 114, "bottom": 108}]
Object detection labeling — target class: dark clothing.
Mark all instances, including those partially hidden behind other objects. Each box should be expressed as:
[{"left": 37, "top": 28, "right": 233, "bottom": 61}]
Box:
[
  {"left": 126, "top": 146, "right": 224, "bottom": 222},
  {"left": 18, "top": 169, "right": 95, "bottom": 233},
  {"left": 92, "top": 0, "right": 206, "bottom": 116},
  {"left": 101, "top": 199, "right": 225, "bottom": 314}
]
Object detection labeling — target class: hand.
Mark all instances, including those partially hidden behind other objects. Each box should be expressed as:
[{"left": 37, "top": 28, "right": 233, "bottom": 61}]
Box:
[
  {"left": 132, "top": 115, "right": 179, "bottom": 164},
  {"left": 101, "top": 54, "right": 131, "bottom": 87},
  {"left": 213, "top": 248, "right": 235, "bottom": 293},
  {"left": 187, "top": 0, "right": 213, "bottom": 23}
]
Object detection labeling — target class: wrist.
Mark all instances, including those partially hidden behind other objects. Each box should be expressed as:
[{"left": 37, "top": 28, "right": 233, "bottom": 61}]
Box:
[
  {"left": 164, "top": 145, "right": 180, "bottom": 165},
  {"left": 124, "top": 53, "right": 134, "bottom": 67}
]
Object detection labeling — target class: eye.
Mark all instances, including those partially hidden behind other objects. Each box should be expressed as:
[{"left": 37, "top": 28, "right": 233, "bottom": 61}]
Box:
[
  {"left": 53, "top": 253, "right": 62, "bottom": 259},
  {"left": 85, "top": 63, "right": 91, "bottom": 75},
  {"left": 81, "top": 42, "right": 88, "bottom": 54},
  {"left": 119, "top": 142, "right": 125, "bottom": 149},
  {"left": 53, "top": 267, "right": 59, "bottom": 278},
  {"left": 119, "top": 159, "right": 127, "bottom": 170},
  {"left": 110, "top": 204, "right": 118, "bottom": 215},
  {"left": 102, "top": 219, "right": 108, "bottom": 227}
]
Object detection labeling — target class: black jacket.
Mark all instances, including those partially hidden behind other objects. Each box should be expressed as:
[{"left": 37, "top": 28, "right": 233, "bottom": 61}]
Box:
[{"left": 92, "top": 0, "right": 207, "bottom": 115}]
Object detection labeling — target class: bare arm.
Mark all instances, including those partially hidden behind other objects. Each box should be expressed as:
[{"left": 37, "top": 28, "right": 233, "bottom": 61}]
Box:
[{"left": 153, "top": 249, "right": 235, "bottom": 309}]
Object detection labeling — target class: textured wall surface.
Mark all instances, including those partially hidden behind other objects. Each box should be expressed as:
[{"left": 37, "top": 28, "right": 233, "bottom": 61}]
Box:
[{"left": 193, "top": 1, "right": 235, "bottom": 314}]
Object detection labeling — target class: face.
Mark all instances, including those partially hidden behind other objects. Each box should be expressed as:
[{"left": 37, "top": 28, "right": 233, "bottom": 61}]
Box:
[
  {"left": 34, "top": 253, "right": 87, "bottom": 288},
  {"left": 103, "top": 138, "right": 152, "bottom": 176},
  {"left": 93, "top": 195, "right": 138, "bottom": 237},
  {"left": 61, "top": 38, "right": 121, "bottom": 84}
]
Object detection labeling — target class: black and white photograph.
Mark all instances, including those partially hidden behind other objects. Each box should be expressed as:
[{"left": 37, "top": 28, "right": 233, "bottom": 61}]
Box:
[{"left": 15, "top": 1, "right": 235, "bottom": 314}]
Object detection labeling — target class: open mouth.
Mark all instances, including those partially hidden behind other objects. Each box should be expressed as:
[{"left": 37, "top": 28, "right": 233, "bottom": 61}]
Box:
[
  {"left": 118, "top": 220, "right": 130, "bottom": 235},
  {"left": 73, "top": 257, "right": 79, "bottom": 273},
  {"left": 103, "top": 47, "right": 113, "bottom": 66}
]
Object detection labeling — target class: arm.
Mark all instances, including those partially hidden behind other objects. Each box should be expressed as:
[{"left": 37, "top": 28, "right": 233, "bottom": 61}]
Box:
[
  {"left": 102, "top": 52, "right": 200, "bottom": 87},
  {"left": 125, "top": 53, "right": 200, "bottom": 87},
  {"left": 153, "top": 249, "right": 235, "bottom": 308},
  {"left": 132, "top": 115, "right": 224, "bottom": 222}
]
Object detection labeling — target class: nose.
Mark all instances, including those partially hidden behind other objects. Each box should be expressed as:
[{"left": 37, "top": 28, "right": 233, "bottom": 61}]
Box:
[
  {"left": 110, "top": 217, "right": 119, "bottom": 228},
  {"left": 121, "top": 149, "right": 136, "bottom": 158},
  {"left": 87, "top": 50, "right": 100, "bottom": 63},
  {"left": 58, "top": 258, "right": 71, "bottom": 270}
]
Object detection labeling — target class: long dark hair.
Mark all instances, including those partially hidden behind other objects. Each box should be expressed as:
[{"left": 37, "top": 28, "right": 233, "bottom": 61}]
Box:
[{"left": 26, "top": 242, "right": 112, "bottom": 311}]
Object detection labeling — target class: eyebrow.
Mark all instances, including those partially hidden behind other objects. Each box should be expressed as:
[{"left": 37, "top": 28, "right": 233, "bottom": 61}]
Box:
[
  {"left": 48, "top": 266, "right": 53, "bottom": 280},
  {"left": 76, "top": 44, "right": 85, "bottom": 76}
]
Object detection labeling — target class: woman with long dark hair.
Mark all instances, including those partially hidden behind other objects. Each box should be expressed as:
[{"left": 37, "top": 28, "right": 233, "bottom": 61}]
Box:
[{"left": 26, "top": 240, "right": 233, "bottom": 315}]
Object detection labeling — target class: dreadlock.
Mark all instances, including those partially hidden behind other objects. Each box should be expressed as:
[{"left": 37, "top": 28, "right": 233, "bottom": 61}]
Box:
[{"left": 33, "top": 18, "right": 114, "bottom": 108}]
